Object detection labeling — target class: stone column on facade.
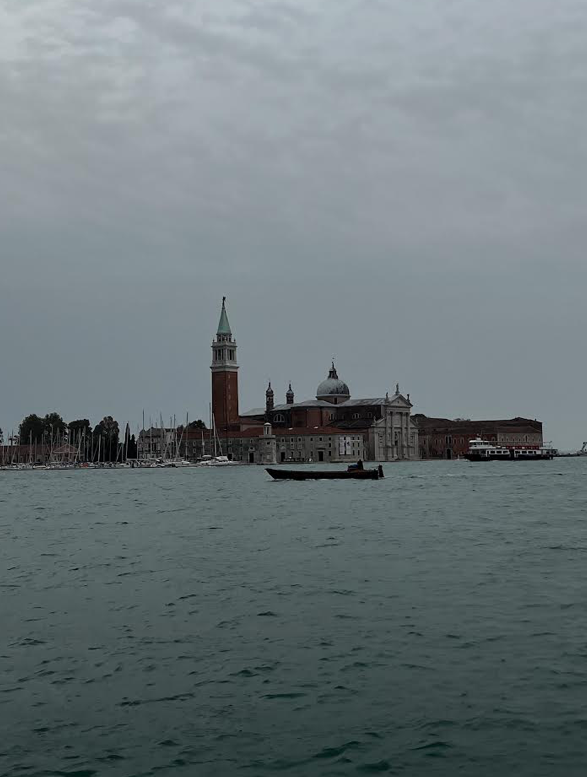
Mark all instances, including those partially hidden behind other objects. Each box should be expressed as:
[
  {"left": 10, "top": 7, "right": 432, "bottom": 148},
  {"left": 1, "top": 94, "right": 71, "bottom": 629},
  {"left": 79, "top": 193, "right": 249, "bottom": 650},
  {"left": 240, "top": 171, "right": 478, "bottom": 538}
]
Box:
[
  {"left": 390, "top": 410, "right": 395, "bottom": 461},
  {"left": 389, "top": 410, "right": 394, "bottom": 459},
  {"left": 408, "top": 413, "right": 412, "bottom": 458}
]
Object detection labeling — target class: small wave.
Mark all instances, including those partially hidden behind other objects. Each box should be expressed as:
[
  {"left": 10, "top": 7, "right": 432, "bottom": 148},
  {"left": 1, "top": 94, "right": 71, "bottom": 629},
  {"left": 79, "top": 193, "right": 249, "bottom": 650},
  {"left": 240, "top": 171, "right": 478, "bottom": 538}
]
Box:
[
  {"left": 118, "top": 692, "right": 195, "bottom": 707},
  {"left": 313, "top": 741, "right": 362, "bottom": 759},
  {"left": 357, "top": 760, "right": 392, "bottom": 772},
  {"left": 411, "top": 740, "right": 452, "bottom": 755},
  {"left": 41, "top": 771, "right": 97, "bottom": 777}
]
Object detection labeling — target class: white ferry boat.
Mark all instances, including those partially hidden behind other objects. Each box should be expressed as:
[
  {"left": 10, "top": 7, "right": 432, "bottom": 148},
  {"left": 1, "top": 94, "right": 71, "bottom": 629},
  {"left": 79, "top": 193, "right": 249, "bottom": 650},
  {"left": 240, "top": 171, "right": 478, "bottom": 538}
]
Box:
[{"left": 464, "top": 438, "right": 555, "bottom": 462}]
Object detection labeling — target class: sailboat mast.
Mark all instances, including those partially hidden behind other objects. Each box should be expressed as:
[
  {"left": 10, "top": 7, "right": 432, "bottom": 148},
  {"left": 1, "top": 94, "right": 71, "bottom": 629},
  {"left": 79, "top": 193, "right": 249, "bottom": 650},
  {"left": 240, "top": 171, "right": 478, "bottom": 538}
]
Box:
[{"left": 209, "top": 403, "right": 214, "bottom": 457}]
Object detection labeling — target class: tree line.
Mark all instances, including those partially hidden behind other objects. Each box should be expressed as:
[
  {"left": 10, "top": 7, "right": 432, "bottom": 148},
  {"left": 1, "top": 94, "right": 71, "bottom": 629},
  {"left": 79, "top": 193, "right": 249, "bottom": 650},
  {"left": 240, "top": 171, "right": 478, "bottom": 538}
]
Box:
[
  {"left": 8, "top": 413, "right": 208, "bottom": 462},
  {"left": 14, "top": 413, "right": 136, "bottom": 463}
]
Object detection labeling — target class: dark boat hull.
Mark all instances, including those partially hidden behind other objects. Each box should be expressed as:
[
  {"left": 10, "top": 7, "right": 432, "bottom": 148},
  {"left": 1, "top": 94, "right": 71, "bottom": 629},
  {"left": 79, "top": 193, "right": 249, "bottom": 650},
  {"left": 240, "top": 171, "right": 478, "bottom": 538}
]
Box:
[{"left": 266, "top": 468, "right": 380, "bottom": 480}]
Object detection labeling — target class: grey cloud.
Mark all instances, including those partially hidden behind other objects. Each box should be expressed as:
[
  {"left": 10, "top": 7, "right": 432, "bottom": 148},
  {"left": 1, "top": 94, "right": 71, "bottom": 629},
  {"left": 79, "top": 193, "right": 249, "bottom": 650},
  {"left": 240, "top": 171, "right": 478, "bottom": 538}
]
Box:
[{"left": 1, "top": 0, "right": 586, "bottom": 447}]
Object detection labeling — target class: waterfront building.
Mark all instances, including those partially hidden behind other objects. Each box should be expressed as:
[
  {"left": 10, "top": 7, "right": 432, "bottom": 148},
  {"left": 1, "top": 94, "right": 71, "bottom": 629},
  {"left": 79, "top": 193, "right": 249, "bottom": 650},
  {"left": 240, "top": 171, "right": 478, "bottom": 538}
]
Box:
[
  {"left": 0, "top": 444, "right": 43, "bottom": 465},
  {"left": 414, "top": 415, "right": 544, "bottom": 460},
  {"left": 137, "top": 427, "right": 177, "bottom": 460},
  {"left": 210, "top": 299, "right": 417, "bottom": 463}
]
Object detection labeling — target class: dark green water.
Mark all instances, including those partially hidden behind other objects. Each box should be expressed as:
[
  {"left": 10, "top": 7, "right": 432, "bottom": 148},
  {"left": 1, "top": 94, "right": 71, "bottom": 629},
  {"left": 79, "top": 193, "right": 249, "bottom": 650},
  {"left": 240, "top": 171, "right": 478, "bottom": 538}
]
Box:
[{"left": 2, "top": 460, "right": 587, "bottom": 776}]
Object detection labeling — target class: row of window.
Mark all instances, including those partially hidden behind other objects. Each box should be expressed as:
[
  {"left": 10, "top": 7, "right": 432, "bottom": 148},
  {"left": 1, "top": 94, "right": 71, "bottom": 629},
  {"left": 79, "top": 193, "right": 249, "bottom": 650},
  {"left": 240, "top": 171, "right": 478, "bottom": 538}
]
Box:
[
  {"left": 273, "top": 412, "right": 376, "bottom": 422},
  {"left": 213, "top": 348, "right": 236, "bottom": 361},
  {"left": 440, "top": 435, "right": 534, "bottom": 446},
  {"left": 276, "top": 436, "right": 361, "bottom": 443}
]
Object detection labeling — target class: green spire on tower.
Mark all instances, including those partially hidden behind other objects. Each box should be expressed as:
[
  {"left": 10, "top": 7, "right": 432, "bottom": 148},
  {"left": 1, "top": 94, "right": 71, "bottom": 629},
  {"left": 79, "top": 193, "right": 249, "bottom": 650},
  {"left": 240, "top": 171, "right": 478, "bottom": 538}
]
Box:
[{"left": 217, "top": 296, "right": 231, "bottom": 335}]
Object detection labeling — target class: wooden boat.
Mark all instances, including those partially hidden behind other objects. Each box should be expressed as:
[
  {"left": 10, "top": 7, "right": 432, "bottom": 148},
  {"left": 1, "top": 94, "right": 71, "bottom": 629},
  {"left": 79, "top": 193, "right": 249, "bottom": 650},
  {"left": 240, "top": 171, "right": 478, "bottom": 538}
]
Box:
[{"left": 266, "top": 466, "right": 383, "bottom": 481}]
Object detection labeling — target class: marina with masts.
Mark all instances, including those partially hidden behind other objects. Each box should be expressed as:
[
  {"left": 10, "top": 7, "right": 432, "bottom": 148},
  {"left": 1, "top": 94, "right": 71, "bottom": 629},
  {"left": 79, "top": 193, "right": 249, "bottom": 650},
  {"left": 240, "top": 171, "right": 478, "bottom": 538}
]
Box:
[{"left": 0, "top": 405, "right": 241, "bottom": 470}]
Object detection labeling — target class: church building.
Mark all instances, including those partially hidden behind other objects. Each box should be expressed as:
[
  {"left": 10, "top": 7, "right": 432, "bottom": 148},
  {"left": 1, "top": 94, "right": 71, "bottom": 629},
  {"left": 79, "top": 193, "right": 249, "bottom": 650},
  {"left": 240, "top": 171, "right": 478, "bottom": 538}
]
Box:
[{"left": 210, "top": 299, "right": 419, "bottom": 463}]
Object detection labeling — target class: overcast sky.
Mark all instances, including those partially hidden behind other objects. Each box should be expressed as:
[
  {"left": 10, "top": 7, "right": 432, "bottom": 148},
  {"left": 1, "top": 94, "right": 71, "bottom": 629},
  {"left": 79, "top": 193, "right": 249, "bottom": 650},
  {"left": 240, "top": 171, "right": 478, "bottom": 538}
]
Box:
[{"left": 1, "top": 0, "right": 586, "bottom": 448}]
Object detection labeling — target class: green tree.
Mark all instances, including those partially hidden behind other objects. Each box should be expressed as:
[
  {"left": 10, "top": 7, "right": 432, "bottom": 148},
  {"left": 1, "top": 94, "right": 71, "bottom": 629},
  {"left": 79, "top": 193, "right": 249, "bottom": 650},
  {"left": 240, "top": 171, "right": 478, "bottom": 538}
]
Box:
[
  {"left": 121, "top": 425, "right": 138, "bottom": 460},
  {"left": 43, "top": 413, "right": 67, "bottom": 439},
  {"left": 69, "top": 419, "right": 92, "bottom": 461},
  {"left": 19, "top": 414, "right": 45, "bottom": 444},
  {"left": 127, "top": 434, "right": 138, "bottom": 459},
  {"left": 94, "top": 416, "right": 120, "bottom": 462},
  {"left": 188, "top": 419, "right": 207, "bottom": 430},
  {"left": 69, "top": 419, "right": 92, "bottom": 434}
]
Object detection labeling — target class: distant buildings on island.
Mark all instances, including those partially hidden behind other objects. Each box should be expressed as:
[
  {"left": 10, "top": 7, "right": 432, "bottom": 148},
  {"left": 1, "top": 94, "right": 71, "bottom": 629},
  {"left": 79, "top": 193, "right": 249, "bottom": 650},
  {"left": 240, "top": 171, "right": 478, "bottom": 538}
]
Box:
[
  {"left": 416, "top": 416, "right": 544, "bottom": 460},
  {"left": 200, "top": 298, "right": 418, "bottom": 464},
  {"left": 150, "top": 298, "right": 542, "bottom": 464},
  {"left": 1, "top": 297, "right": 545, "bottom": 465}
]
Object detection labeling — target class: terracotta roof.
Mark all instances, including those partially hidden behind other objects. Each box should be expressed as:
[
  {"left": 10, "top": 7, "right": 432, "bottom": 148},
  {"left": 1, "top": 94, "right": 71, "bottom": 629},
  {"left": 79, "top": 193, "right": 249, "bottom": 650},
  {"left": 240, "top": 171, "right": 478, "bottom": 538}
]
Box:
[
  {"left": 242, "top": 395, "right": 409, "bottom": 417},
  {"left": 215, "top": 427, "right": 266, "bottom": 439},
  {"left": 413, "top": 415, "right": 542, "bottom": 432}
]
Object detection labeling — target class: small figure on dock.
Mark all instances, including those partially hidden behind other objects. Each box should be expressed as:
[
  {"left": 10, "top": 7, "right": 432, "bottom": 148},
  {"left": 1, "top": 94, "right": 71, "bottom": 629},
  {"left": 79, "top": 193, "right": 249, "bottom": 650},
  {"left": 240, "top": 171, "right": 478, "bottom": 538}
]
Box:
[{"left": 348, "top": 459, "right": 364, "bottom": 472}]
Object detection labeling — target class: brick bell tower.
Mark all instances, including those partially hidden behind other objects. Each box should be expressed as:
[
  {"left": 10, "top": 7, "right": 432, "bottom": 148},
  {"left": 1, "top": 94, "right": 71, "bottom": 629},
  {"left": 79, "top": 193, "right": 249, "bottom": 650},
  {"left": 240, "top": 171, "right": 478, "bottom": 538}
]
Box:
[{"left": 211, "top": 297, "right": 240, "bottom": 433}]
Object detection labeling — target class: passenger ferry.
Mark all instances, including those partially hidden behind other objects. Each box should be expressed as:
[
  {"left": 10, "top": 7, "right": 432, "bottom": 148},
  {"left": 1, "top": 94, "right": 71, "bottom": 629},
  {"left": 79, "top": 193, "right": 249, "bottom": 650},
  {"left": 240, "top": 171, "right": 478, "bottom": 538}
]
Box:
[{"left": 464, "top": 438, "right": 555, "bottom": 462}]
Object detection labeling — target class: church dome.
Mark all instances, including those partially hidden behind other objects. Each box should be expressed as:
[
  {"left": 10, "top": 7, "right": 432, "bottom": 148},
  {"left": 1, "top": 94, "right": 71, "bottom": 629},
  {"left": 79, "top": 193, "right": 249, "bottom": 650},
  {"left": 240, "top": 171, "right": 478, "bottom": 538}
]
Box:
[{"left": 316, "top": 363, "right": 350, "bottom": 402}]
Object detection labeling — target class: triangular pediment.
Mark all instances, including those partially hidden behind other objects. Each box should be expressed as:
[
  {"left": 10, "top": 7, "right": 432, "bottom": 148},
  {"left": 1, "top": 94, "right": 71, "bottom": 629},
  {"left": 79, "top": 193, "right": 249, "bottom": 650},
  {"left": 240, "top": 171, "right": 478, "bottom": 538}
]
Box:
[{"left": 388, "top": 393, "right": 412, "bottom": 408}]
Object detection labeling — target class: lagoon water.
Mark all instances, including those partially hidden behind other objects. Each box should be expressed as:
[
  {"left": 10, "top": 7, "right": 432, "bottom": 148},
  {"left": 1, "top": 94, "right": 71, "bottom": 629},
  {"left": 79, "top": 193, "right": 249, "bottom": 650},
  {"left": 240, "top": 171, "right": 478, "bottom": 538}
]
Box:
[{"left": 2, "top": 460, "right": 587, "bottom": 776}]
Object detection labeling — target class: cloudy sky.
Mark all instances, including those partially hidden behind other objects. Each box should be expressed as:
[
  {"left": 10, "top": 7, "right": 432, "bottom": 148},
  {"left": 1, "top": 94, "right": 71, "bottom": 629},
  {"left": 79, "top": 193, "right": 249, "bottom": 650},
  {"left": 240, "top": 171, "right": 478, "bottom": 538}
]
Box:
[{"left": 1, "top": 0, "right": 586, "bottom": 448}]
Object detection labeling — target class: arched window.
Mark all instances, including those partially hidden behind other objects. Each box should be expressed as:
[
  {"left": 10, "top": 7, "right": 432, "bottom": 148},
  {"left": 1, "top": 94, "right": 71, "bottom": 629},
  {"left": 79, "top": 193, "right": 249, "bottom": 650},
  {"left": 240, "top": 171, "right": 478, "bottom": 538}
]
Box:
[{"left": 274, "top": 413, "right": 285, "bottom": 423}]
